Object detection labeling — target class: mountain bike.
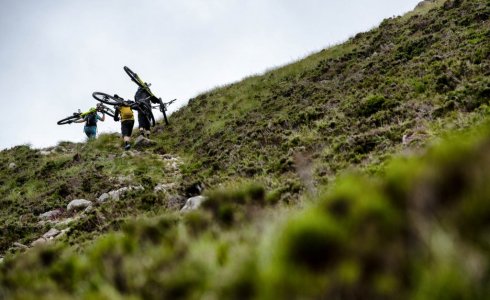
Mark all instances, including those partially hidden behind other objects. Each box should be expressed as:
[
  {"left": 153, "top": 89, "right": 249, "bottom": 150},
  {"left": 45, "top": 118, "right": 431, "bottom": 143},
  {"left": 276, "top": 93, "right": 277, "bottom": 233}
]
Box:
[
  {"left": 123, "top": 66, "right": 175, "bottom": 125},
  {"left": 92, "top": 92, "right": 155, "bottom": 127},
  {"left": 57, "top": 104, "right": 115, "bottom": 125},
  {"left": 152, "top": 98, "right": 176, "bottom": 125}
]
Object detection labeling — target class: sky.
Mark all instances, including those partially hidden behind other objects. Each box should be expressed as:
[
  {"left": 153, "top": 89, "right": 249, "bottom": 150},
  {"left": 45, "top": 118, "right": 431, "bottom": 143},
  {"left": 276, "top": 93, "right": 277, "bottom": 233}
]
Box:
[{"left": 0, "top": 0, "right": 421, "bottom": 150}]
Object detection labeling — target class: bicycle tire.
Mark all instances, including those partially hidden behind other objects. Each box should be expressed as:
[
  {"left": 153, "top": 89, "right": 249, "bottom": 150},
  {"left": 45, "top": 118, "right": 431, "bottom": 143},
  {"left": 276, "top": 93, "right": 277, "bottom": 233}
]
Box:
[
  {"left": 57, "top": 114, "right": 82, "bottom": 125},
  {"left": 92, "top": 92, "right": 122, "bottom": 106},
  {"left": 162, "top": 109, "right": 169, "bottom": 125},
  {"left": 158, "top": 100, "right": 170, "bottom": 125},
  {"left": 101, "top": 108, "right": 115, "bottom": 118},
  {"left": 124, "top": 66, "right": 158, "bottom": 103},
  {"left": 124, "top": 66, "right": 145, "bottom": 89}
]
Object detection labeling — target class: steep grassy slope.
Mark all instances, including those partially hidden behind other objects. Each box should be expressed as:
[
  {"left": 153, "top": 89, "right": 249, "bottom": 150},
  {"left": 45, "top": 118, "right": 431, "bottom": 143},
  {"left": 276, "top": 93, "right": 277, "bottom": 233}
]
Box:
[
  {"left": 1, "top": 0, "right": 490, "bottom": 298},
  {"left": 158, "top": 0, "right": 489, "bottom": 189}
]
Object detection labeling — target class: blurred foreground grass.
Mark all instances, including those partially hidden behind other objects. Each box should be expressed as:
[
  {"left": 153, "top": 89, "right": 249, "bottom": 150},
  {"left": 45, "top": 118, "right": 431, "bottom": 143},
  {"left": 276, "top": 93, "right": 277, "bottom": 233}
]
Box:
[{"left": 2, "top": 120, "right": 490, "bottom": 299}]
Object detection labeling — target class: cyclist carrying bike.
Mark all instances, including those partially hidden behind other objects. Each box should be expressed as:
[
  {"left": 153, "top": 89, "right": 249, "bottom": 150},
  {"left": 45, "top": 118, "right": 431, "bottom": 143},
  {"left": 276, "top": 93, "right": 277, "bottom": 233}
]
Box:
[
  {"left": 135, "top": 85, "right": 153, "bottom": 138},
  {"left": 74, "top": 107, "right": 105, "bottom": 139},
  {"left": 113, "top": 99, "right": 135, "bottom": 150}
]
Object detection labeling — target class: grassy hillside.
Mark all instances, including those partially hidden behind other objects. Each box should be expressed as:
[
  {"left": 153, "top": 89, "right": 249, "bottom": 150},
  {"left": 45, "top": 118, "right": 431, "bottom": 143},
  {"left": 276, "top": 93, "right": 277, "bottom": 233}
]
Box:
[
  {"left": 159, "top": 0, "right": 489, "bottom": 189},
  {"left": 1, "top": 0, "right": 489, "bottom": 298}
]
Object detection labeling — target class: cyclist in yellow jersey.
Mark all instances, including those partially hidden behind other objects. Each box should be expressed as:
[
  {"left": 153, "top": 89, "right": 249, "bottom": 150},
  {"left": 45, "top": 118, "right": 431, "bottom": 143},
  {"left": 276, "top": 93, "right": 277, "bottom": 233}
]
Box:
[{"left": 114, "top": 101, "right": 135, "bottom": 150}]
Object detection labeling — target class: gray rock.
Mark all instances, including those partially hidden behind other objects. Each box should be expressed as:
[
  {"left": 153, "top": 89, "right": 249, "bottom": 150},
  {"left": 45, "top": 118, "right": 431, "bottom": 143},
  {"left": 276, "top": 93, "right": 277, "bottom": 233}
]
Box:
[
  {"left": 39, "top": 209, "right": 63, "bottom": 220},
  {"left": 154, "top": 183, "right": 176, "bottom": 193},
  {"left": 31, "top": 237, "right": 48, "bottom": 247},
  {"left": 13, "top": 242, "right": 28, "bottom": 250},
  {"left": 117, "top": 175, "right": 133, "bottom": 183},
  {"left": 8, "top": 162, "right": 17, "bottom": 170},
  {"left": 43, "top": 228, "right": 61, "bottom": 239},
  {"left": 0, "top": 257, "right": 3, "bottom": 264},
  {"left": 167, "top": 195, "right": 187, "bottom": 210},
  {"left": 181, "top": 196, "right": 207, "bottom": 212},
  {"left": 108, "top": 187, "right": 129, "bottom": 200},
  {"left": 133, "top": 136, "right": 157, "bottom": 148},
  {"left": 97, "top": 193, "right": 110, "bottom": 203},
  {"left": 104, "top": 185, "right": 145, "bottom": 201},
  {"left": 56, "top": 228, "right": 70, "bottom": 239},
  {"left": 132, "top": 185, "right": 144, "bottom": 191},
  {"left": 39, "top": 150, "right": 52, "bottom": 156},
  {"left": 67, "top": 199, "right": 92, "bottom": 212},
  {"left": 83, "top": 205, "right": 94, "bottom": 213}
]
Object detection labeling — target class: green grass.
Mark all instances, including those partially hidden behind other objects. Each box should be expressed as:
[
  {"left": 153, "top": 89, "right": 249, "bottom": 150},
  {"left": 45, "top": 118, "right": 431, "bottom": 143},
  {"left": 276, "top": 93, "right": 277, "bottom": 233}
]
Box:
[{"left": 0, "top": 0, "right": 489, "bottom": 298}]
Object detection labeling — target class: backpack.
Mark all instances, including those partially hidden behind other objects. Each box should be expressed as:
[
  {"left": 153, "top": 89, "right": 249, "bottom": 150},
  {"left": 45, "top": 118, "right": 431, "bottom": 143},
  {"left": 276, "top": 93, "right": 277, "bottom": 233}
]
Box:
[
  {"left": 86, "top": 113, "right": 97, "bottom": 126},
  {"left": 120, "top": 106, "right": 134, "bottom": 120},
  {"left": 135, "top": 87, "right": 151, "bottom": 103}
]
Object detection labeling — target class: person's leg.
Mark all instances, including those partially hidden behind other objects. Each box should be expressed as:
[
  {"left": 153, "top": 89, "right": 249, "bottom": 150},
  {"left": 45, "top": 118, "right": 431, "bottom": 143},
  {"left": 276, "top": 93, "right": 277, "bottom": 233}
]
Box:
[
  {"left": 121, "top": 120, "right": 134, "bottom": 150},
  {"left": 121, "top": 121, "right": 130, "bottom": 150},
  {"left": 84, "top": 126, "right": 91, "bottom": 138},
  {"left": 124, "top": 136, "right": 131, "bottom": 150},
  {"left": 84, "top": 126, "right": 97, "bottom": 139},
  {"left": 138, "top": 112, "right": 151, "bottom": 138}
]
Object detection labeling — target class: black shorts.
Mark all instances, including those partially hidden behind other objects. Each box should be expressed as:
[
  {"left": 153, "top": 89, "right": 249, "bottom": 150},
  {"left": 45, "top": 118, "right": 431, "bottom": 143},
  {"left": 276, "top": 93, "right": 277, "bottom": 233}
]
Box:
[
  {"left": 138, "top": 111, "right": 151, "bottom": 130},
  {"left": 121, "top": 120, "right": 134, "bottom": 137}
]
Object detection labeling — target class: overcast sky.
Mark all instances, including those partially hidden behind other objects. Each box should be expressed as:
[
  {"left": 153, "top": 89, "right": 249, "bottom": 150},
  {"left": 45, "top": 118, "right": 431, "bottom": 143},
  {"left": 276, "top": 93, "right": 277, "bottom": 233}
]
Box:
[{"left": 0, "top": 0, "right": 421, "bottom": 150}]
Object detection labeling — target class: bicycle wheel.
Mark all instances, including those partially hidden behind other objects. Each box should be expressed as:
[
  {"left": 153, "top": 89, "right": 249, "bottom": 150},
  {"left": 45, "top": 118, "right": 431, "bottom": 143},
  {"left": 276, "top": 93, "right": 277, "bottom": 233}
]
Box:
[
  {"left": 92, "top": 92, "right": 121, "bottom": 106},
  {"left": 124, "top": 66, "right": 145, "bottom": 88},
  {"left": 162, "top": 109, "right": 169, "bottom": 125},
  {"left": 158, "top": 100, "right": 170, "bottom": 125},
  {"left": 57, "top": 114, "right": 82, "bottom": 125},
  {"left": 101, "top": 107, "right": 115, "bottom": 118}
]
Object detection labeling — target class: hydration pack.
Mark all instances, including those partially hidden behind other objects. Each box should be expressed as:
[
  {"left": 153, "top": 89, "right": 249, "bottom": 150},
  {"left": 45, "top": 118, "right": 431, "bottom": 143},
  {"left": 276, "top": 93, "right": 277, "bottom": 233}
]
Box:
[
  {"left": 120, "top": 106, "right": 134, "bottom": 120},
  {"left": 86, "top": 113, "right": 97, "bottom": 126}
]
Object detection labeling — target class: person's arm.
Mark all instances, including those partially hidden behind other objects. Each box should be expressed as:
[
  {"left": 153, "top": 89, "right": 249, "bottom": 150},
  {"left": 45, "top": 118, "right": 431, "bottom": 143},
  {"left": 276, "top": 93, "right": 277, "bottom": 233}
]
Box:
[
  {"left": 74, "top": 118, "right": 85, "bottom": 124},
  {"left": 98, "top": 112, "right": 105, "bottom": 122}
]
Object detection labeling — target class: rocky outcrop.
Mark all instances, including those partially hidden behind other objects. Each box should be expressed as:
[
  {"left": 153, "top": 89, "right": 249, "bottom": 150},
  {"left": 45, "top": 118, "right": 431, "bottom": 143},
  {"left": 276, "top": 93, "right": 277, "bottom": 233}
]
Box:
[
  {"left": 39, "top": 146, "right": 67, "bottom": 156},
  {"left": 97, "top": 185, "right": 145, "bottom": 202},
  {"left": 67, "top": 199, "right": 92, "bottom": 212},
  {"left": 133, "top": 136, "right": 157, "bottom": 149},
  {"left": 43, "top": 228, "right": 61, "bottom": 239},
  {"left": 31, "top": 228, "right": 69, "bottom": 247},
  {"left": 31, "top": 237, "right": 48, "bottom": 247},
  {"left": 39, "top": 209, "right": 64, "bottom": 220},
  {"left": 181, "top": 196, "right": 207, "bottom": 212},
  {"left": 12, "top": 242, "right": 28, "bottom": 250},
  {"left": 167, "top": 195, "right": 187, "bottom": 211},
  {"left": 154, "top": 183, "right": 177, "bottom": 193}
]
